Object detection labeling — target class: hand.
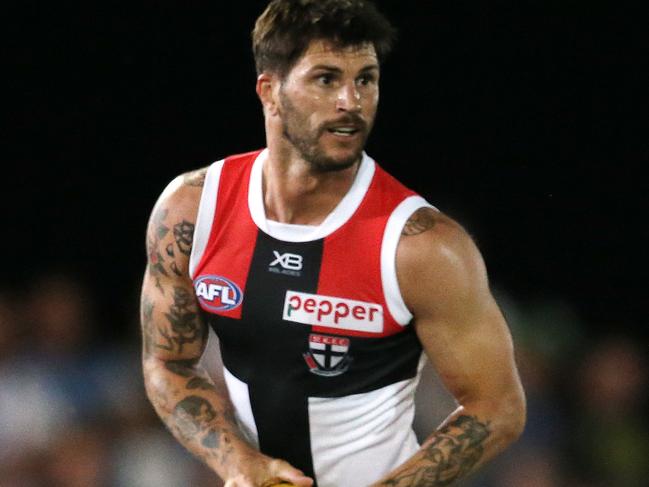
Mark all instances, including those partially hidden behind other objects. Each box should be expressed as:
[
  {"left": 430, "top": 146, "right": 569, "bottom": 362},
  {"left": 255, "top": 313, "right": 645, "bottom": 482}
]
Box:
[{"left": 224, "top": 457, "right": 313, "bottom": 487}]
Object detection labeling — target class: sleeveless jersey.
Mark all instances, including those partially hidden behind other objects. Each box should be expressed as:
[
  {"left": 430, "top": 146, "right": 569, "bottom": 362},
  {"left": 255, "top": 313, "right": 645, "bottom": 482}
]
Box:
[{"left": 190, "top": 149, "right": 434, "bottom": 487}]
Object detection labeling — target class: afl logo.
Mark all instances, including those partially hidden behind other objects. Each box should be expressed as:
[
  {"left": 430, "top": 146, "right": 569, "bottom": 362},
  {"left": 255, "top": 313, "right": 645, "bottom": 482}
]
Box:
[{"left": 194, "top": 275, "right": 243, "bottom": 312}]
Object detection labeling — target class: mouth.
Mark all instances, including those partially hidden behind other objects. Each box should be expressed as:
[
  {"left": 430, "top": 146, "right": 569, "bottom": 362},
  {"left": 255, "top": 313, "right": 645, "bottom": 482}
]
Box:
[{"left": 326, "top": 126, "right": 361, "bottom": 137}]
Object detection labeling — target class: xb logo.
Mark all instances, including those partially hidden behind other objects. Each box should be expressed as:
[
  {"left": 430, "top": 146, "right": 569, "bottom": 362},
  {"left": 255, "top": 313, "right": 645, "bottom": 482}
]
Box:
[{"left": 271, "top": 251, "right": 303, "bottom": 271}]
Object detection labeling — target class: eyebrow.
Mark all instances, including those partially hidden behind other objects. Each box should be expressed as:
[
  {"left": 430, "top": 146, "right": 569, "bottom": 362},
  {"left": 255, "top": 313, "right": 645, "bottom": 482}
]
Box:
[{"left": 309, "top": 64, "right": 380, "bottom": 74}]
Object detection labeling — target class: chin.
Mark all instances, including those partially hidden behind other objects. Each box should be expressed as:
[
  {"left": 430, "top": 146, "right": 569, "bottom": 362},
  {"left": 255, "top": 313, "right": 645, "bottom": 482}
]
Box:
[
  {"left": 311, "top": 150, "right": 362, "bottom": 173},
  {"left": 318, "top": 140, "right": 365, "bottom": 169}
]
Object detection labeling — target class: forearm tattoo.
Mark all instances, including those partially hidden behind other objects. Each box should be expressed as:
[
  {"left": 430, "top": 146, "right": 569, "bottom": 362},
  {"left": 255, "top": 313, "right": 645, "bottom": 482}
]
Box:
[
  {"left": 163, "top": 361, "right": 239, "bottom": 465},
  {"left": 402, "top": 207, "right": 437, "bottom": 236},
  {"left": 163, "top": 362, "right": 234, "bottom": 419},
  {"left": 147, "top": 343, "right": 240, "bottom": 465},
  {"left": 187, "top": 376, "right": 214, "bottom": 390},
  {"left": 169, "top": 394, "right": 237, "bottom": 465},
  {"left": 164, "top": 359, "right": 196, "bottom": 377},
  {"left": 380, "top": 415, "right": 491, "bottom": 486},
  {"left": 171, "top": 396, "right": 220, "bottom": 447}
]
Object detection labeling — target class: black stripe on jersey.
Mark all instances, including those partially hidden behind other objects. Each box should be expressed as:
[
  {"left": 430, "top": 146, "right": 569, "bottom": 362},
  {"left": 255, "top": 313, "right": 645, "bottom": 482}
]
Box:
[
  {"left": 206, "top": 228, "right": 423, "bottom": 484},
  {"left": 242, "top": 231, "right": 324, "bottom": 482}
]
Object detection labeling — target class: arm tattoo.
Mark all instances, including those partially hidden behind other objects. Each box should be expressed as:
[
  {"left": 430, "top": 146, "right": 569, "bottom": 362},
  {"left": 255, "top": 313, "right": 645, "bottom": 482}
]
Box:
[
  {"left": 164, "top": 359, "right": 197, "bottom": 377},
  {"left": 164, "top": 243, "right": 183, "bottom": 276},
  {"left": 159, "top": 286, "right": 203, "bottom": 354},
  {"left": 187, "top": 377, "right": 214, "bottom": 390},
  {"left": 163, "top": 361, "right": 218, "bottom": 394},
  {"left": 173, "top": 220, "right": 194, "bottom": 256},
  {"left": 170, "top": 393, "right": 238, "bottom": 464},
  {"left": 171, "top": 395, "right": 221, "bottom": 450},
  {"left": 141, "top": 295, "right": 155, "bottom": 355},
  {"left": 142, "top": 291, "right": 203, "bottom": 357},
  {"left": 402, "top": 207, "right": 437, "bottom": 236},
  {"left": 381, "top": 415, "right": 491, "bottom": 486},
  {"left": 146, "top": 209, "right": 195, "bottom": 287},
  {"left": 147, "top": 208, "right": 170, "bottom": 292},
  {"left": 183, "top": 167, "right": 207, "bottom": 187}
]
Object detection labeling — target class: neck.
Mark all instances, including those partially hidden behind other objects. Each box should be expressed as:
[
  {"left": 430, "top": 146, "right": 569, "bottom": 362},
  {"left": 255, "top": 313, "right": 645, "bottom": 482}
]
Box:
[{"left": 262, "top": 145, "right": 362, "bottom": 225}]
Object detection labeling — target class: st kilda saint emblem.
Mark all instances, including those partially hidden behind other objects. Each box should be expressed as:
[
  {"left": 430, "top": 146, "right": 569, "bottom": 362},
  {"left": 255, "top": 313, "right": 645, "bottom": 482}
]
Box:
[{"left": 303, "top": 333, "right": 352, "bottom": 377}]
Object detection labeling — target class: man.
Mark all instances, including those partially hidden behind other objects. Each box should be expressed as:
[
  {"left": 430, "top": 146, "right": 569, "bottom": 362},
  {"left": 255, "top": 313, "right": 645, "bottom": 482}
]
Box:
[{"left": 140, "top": 1, "right": 526, "bottom": 486}]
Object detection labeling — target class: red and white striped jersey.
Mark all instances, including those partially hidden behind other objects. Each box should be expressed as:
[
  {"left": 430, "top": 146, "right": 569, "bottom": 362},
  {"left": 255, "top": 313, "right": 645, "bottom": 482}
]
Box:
[{"left": 190, "top": 149, "right": 434, "bottom": 487}]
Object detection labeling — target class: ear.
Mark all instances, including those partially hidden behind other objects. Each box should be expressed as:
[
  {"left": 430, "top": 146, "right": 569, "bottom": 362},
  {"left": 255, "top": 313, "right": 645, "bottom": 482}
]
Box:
[{"left": 256, "top": 73, "right": 280, "bottom": 116}]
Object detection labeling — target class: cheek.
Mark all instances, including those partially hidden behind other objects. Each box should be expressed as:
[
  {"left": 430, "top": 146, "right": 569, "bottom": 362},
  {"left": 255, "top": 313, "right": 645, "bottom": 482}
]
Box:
[
  {"left": 305, "top": 92, "right": 334, "bottom": 113},
  {"left": 361, "top": 88, "right": 379, "bottom": 113},
  {"left": 364, "top": 96, "right": 379, "bottom": 118},
  {"left": 291, "top": 94, "right": 328, "bottom": 125},
  {"left": 285, "top": 88, "right": 318, "bottom": 112}
]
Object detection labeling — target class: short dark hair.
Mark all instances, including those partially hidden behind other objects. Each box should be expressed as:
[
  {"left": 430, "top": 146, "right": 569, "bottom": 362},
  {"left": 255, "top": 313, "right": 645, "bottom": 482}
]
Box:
[{"left": 252, "top": 0, "right": 396, "bottom": 77}]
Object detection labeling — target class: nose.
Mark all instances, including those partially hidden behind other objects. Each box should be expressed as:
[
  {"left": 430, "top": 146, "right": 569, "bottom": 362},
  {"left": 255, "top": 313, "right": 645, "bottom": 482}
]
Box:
[{"left": 335, "top": 83, "right": 362, "bottom": 112}]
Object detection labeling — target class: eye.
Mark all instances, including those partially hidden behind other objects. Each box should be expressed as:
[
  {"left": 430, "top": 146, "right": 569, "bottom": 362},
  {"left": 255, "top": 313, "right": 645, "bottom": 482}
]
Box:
[
  {"left": 357, "top": 73, "right": 377, "bottom": 86},
  {"left": 316, "top": 73, "right": 334, "bottom": 86}
]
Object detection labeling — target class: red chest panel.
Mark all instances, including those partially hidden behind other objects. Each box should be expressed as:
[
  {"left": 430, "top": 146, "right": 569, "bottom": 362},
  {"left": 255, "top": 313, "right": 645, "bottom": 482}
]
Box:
[{"left": 192, "top": 150, "right": 415, "bottom": 337}]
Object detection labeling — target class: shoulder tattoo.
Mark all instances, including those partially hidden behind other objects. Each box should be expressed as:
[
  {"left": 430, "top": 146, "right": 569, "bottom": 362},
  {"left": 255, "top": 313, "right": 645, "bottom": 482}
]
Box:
[
  {"left": 402, "top": 207, "right": 437, "bottom": 236},
  {"left": 146, "top": 205, "right": 196, "bottom": 290},
  {"left": 183, "top": 167, "right": 208, "bottom": 187},
  {"left": 147, "top": 207, "right": 171, "bottom": 287}
]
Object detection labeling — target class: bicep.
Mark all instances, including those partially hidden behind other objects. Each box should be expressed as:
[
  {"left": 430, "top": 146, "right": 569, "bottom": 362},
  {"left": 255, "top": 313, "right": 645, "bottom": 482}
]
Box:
[
  {"left": 398, "top": 217, "right": 521, "bottom": 406},
  {"left": 415, "top": 292, "right": 518, "bottom": 407},
  {"left": 140, "top": 190, "right": 207, "bottom": 363}
]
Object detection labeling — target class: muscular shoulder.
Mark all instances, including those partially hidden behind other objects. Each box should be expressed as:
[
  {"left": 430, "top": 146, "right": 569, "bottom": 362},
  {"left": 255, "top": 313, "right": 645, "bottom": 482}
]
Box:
[
  {"left": 145, "top": 166, "right": 209, "bottom": 276},
  {"left": 148, "top": 167, "right": 207, "bottom": 224},
  {"left": 396, "top": 207, "right": 490, "bottom": 317}
]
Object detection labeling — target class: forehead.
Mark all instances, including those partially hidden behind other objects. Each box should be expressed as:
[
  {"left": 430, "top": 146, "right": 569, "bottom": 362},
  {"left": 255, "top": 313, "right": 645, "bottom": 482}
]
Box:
[{"left": 291, "top": 39, "right": 378, "bottom": 74}]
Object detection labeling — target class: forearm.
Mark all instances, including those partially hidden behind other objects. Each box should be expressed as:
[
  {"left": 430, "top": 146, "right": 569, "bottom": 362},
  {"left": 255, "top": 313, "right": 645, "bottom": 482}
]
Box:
[
  {"left": 143, "top": 356, "right": 256, "bottom": 478},
  {"left": 373, "top": 401, "right": 524, "bottom": 487}
]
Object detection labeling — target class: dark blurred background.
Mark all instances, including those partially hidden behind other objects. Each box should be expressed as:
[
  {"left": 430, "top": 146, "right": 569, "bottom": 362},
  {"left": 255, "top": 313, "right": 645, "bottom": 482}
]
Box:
[{"left": 3, "top": 1, "right": 647, "bottom": 486}]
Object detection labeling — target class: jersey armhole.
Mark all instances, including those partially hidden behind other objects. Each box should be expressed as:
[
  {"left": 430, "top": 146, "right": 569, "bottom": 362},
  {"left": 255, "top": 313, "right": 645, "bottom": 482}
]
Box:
[
  {"left": 381, "top": 195, "right": 437, "bottom": 326},
  {"left": 189, "top": 159, "right": 225, "bottom": 279}
]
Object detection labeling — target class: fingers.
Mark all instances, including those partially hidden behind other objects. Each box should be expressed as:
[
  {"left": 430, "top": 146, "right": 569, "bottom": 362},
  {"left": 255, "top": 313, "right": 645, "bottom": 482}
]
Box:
[
  {"left": 224, "top": 477, "right": 256, "bottom": 487},
  {"left": 267, "top": 459, "right": 314, "bottom": 487},
  {"left": 227, "top": 477, "right": 309, "bottom": 487},
  {"left": 224, "top": 458, "right": 314, "bottom": 487}
]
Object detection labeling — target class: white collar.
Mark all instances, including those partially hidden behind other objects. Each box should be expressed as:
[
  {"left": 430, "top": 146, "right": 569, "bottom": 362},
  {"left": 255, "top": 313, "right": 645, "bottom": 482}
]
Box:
[{"left": 248, "top": 149, "right": 376, "bottom": 242}]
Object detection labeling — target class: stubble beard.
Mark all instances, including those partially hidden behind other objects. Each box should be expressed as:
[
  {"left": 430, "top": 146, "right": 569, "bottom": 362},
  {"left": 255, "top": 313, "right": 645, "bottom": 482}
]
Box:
[{"left": 279, "top": 90, "right": 372, "bottom": 173}]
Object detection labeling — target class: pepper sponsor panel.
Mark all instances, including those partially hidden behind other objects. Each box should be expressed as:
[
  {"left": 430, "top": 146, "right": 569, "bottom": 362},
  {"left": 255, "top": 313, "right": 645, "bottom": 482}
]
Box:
[{"left": 283, "top": 290, "right": 383, "bottom": 333}]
